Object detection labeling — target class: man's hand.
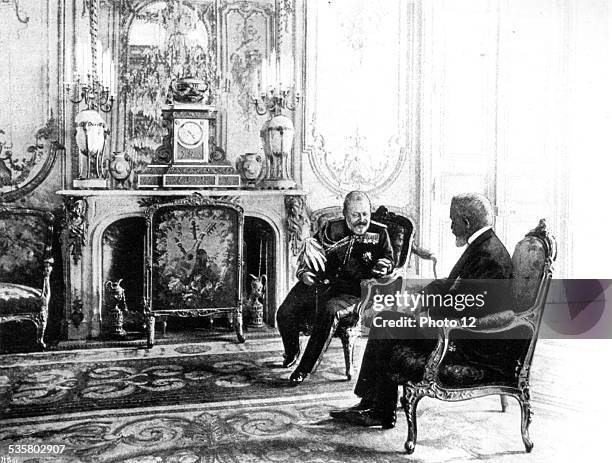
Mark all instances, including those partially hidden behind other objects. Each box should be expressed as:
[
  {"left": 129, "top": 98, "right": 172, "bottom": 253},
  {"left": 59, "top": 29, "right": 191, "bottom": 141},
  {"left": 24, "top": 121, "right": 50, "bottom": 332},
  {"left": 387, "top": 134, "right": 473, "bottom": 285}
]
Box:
[
  {"left": 300, "top": 238, "right": 326, "bottom": 273},
  {"left": 371, "top": 258, "right": 393, "bottom": 277},
  {"left": 300, "top": 271, "right": 318, "bottom": 286}
]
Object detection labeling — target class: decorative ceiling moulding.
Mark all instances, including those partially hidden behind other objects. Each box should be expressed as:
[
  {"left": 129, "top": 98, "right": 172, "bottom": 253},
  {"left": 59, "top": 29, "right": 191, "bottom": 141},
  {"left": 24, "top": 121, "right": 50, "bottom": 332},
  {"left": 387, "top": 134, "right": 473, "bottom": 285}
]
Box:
[
  {"left": 302, "top": 0, "right": 422, "bottom": 197},
  {"left": 0, "top": 118, "right": 63, "bottom": 202}
]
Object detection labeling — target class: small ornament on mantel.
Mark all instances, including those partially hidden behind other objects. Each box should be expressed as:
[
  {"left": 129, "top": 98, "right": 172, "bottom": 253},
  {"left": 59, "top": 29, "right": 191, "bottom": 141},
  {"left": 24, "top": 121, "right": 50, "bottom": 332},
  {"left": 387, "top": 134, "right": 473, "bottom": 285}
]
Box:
[
  {"left": 235, "top": 152, "right": 266, "bottom": 187},
  {"left": 107, "top": 151, "right": 134, "bottom": 189},
  {"left": 105, "top": 278, "right": 128, "bottom": 339}
]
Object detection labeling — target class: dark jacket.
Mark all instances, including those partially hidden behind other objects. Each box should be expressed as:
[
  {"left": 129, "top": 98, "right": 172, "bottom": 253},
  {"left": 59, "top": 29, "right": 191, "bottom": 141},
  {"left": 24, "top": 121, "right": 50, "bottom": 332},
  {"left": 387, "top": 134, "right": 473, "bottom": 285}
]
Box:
[
  {"left": 422, "top": 228, "right": 513, "bottom": 320},
  {"left": 302, "top": 219, "right": 395, "bottom": 297}
]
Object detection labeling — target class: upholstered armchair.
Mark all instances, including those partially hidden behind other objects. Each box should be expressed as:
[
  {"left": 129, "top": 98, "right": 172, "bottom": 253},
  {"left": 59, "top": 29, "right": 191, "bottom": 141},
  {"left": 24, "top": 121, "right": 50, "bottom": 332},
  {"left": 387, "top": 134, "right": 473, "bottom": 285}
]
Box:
[
  {"left": 307, "top": 205, "right": 436, "bottom": 379},
  {"left": 0, "top": 205, "right": 54, "bottom": 350},
  {"left": 390, "top": 219, "right": 556, "bottom": 454}
]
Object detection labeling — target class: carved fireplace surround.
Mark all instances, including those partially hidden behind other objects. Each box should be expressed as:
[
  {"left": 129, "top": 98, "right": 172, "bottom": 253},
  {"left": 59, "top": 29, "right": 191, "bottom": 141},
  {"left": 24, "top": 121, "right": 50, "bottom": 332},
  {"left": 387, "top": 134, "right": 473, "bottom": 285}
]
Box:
[{"left": 58, "top": 189, "right": 306, "bottom": 341}]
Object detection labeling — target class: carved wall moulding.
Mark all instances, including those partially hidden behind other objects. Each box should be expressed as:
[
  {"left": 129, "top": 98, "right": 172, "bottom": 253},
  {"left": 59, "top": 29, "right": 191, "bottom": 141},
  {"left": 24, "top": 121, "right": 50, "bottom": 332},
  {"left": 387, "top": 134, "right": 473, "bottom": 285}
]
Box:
[
  {"left": 284, "top": 195, "right": 310, "bottom": 256},
  {"left": 306, "top": 126, "right": 407, "bottom": 196},
  {"left": 1, "top": 0, "right": 30, "bottom": 25},
  {"left": 0, "top": 117, "right": 63, "bottom": 202},
  {"left": 63, "top": 197, "right": 89, "bottom": 264}
]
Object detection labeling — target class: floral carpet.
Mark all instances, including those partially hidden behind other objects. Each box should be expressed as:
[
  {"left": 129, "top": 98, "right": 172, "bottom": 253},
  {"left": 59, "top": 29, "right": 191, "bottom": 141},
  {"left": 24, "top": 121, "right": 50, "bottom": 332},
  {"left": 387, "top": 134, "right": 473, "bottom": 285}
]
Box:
[
  {"left": 0, "top": 338, "right": 608, "bottom": 462},
  {"left": 0, "top": 337, "right": 350, "bottom": 419}
]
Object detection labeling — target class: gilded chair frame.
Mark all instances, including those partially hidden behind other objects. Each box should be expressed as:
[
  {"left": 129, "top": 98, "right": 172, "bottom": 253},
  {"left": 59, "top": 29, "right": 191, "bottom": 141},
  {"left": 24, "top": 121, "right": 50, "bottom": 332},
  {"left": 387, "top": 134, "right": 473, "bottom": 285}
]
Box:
[{"left": 396, "top": 219, "right": 557, "bottom": 454}]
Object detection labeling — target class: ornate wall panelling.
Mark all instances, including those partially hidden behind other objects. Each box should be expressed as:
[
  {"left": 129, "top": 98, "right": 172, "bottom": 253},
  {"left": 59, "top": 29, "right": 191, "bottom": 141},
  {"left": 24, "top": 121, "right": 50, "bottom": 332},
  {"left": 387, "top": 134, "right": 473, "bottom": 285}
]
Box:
[
  {"left": 301, "top": 0, "right": 422, "bottom": 211},
  {"left": 298, "top": 0, "right": 427, "bottom": 271},
  {"left": 219, "top": 0, "right": 281, "bottom": 164},
  {"left": 0, "top": 0, "right": 64, "bottom": 205}
]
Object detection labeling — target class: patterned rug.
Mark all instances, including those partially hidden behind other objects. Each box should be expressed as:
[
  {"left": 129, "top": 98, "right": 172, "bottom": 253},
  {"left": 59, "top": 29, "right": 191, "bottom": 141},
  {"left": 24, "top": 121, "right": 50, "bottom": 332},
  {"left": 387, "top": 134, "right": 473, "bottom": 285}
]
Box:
[
  {"left": 0, "top": 337, "right": 351, "bottom": 419},
  {"left": 0, "top": 338, "right": 608, "bottom": 462}
]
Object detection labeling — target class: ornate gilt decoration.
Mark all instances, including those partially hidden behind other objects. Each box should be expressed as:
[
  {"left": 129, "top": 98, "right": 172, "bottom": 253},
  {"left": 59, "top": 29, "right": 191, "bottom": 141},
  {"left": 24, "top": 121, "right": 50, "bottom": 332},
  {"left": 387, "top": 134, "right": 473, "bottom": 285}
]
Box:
[
  {"left": 285, "top": 195, "right": 310, "bottom": 256},
  {"left": 277, "top": 0, "right": 294, "bottom": 36},
  {"left": 0, "top": 117, "right": 63, "bottom": 201},
  {"left": 63, "top": 197, "right": 89, "bottom": 264}
]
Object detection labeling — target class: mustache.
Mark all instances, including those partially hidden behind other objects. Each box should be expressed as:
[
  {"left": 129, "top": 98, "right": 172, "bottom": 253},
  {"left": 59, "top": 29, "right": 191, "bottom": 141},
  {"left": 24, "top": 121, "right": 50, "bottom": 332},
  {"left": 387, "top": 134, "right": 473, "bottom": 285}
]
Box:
[{"left": 354, "top": 221, "right": 368, "bottom": 226}]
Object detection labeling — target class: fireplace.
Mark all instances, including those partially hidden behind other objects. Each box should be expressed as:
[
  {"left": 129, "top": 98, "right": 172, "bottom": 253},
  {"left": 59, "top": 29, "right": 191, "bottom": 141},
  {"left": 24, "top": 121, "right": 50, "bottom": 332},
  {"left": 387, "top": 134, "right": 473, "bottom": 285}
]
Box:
[{"left": 59, "top": 190, "right": 303, "bottom": 341}]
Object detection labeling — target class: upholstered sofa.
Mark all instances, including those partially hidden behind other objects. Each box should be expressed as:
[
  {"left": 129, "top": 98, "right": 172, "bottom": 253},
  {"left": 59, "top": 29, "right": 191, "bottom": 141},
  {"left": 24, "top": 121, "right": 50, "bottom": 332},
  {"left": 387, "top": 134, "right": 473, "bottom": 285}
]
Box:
[{"left": 0, "top": 205, "right": 54, "bottom": 350}]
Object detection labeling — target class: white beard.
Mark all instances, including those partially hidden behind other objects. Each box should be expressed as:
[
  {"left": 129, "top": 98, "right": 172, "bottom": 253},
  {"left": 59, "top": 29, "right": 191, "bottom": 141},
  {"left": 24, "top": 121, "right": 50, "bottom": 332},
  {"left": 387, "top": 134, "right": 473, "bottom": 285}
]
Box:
[{"left": 455, "top": 235, "right": 467, "bottom": 247}]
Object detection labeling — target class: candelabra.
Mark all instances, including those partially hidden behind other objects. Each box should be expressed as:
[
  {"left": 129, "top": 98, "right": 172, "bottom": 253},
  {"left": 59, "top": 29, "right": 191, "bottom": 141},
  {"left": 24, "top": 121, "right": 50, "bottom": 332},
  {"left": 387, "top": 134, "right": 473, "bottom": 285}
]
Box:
[
  {"left": 65, "top": 74, "right": 115, "bottom": 113},
  {"left": 252, "top": 86, "right": 300, "bottom": 189},
  {"left": 252, "top": 87, "right": 301, "bottom": 117}
]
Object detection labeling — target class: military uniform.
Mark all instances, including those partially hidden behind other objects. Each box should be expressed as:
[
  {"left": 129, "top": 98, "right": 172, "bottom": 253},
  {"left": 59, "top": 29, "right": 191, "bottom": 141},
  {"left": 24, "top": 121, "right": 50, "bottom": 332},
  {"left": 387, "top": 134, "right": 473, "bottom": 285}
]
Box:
[{"left": 276, "top": 219, "right": 394, "bottom": 375}]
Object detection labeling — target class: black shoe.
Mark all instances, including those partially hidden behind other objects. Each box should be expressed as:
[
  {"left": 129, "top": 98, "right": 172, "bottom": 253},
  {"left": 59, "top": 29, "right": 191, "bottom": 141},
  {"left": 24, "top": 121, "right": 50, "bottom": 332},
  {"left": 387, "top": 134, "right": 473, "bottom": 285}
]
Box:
[
  {"left": 289, "top": 370, "right": 308, "bottom": 386},
  {"left": 381, "top": 408, "right": 397, "bottom": 430},
  {"left": 282, "top": 348, "right": 300, "bottom": 368},
  {"left": 329, "top": 399, "right": 374, "bottom": 418},
  {"left": 331, "top": 408, "right": 396, "bottom": 429}
]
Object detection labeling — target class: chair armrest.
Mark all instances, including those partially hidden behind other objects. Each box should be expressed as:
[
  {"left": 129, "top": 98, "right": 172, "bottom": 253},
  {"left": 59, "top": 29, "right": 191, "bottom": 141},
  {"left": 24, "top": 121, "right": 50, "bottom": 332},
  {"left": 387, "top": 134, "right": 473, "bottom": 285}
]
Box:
[
  {"left": 447, "top": 309, "right": 535, "bottom": 335},
  {"left": 412, "top": 244, "right": 437, "bottom": 278}
]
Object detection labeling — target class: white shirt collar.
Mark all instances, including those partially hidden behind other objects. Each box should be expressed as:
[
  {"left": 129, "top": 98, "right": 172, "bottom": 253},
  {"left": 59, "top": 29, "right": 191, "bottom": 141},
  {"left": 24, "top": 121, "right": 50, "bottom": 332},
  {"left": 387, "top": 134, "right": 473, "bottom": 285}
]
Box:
[{"left": 467, "top": 226, "right": 492, "bottom": 245}]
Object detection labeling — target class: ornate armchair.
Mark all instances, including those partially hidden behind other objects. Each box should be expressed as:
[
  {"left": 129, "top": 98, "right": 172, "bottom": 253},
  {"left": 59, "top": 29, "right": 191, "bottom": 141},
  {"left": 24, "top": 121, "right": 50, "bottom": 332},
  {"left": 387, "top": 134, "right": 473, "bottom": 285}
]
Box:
[
  {"left": 307, "top": 205, "right": 436, "bottom": 379},
  {"left": 0, "top": 205, "right": 54, "bottom": 351},
  {"left": 391, "top": 219, "right": 556, "bottom": 454}
]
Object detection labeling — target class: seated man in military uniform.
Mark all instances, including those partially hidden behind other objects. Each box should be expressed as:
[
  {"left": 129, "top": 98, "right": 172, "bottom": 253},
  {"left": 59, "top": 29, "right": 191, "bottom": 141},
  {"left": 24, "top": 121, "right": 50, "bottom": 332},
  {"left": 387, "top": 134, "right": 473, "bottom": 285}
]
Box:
[{"left": 276, "top": 191, "right": 395, "bottom": 385}]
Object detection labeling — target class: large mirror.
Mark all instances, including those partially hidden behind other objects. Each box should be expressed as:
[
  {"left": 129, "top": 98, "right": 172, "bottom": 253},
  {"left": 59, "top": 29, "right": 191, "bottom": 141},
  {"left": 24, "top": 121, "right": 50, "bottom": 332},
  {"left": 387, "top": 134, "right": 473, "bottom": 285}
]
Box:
[
  {"left": 94, "top": 0, "right": 217, "bottom": 175},
  {"left": 121, "top": 0, "right": 216, "bottom": 167},
  {"left": 86, "top": 0, "right": 295, "bottom": 183}
]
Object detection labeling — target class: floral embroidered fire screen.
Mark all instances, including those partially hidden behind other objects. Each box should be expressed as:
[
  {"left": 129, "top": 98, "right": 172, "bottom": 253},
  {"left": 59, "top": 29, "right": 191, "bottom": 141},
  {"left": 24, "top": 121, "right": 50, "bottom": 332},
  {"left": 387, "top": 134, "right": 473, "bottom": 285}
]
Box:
[{"left": 144, "top": 197, "right": 245, "bottom": 346}]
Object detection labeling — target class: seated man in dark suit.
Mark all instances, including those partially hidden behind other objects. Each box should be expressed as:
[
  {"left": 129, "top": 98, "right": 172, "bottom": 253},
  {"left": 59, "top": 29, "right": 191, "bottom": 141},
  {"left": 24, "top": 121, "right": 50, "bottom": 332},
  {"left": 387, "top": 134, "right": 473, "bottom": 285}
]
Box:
[
  {"left": 276, "top": 191, "right": 395, "bottom": 385},
  {"left": 331, "top": 192, "right": 512, "bottom": 428}
]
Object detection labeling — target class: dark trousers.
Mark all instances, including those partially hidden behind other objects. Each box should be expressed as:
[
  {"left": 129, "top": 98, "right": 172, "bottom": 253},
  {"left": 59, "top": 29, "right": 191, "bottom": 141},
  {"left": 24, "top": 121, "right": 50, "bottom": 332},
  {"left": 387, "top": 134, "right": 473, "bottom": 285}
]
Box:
[
  {"left": 354, "top": 311, "right": 437, "bottom": 412},
  {"left": 276, "top": 281, "right": 359, "bottom": 374}
]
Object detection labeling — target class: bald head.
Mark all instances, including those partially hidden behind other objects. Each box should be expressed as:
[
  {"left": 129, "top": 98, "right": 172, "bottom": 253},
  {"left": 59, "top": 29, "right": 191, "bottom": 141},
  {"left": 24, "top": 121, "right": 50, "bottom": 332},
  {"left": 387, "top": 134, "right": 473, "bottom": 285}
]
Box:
[
  {"left": 343, "top": 191, "right": 371, "bottom": 235},
  {"left": 450, "top": 193, "right": 494, "bottom": 246}
]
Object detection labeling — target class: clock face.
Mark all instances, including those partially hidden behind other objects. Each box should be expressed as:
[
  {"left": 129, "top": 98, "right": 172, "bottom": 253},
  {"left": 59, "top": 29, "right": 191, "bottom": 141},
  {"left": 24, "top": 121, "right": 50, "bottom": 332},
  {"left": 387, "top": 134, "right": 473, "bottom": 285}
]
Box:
[{"left": 176, "top": 121, "right": 204, "bottom": 148}]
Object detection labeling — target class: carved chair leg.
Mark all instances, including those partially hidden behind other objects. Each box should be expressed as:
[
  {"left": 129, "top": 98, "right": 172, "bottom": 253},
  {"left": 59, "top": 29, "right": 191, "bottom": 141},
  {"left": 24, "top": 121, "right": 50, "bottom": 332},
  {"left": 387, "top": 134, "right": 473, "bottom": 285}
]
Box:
[
  {"left": 233, "top": 306, "right": 246, "bottom": 343},
  {"left": 401, "top": 386, "right": 422, "bottom": 454},
  {"left": 32, "top": 312, "right": 47, "bottom": 350},
  {"left": 146, "top": 315, "right": 156, "bottom": 349},
  {"left": 500, "top": 394, "right": 508, "bottom": 413},
  {"left": 35, "top": 321, "right": 46, "bottom": 350},
  {"left": 519, "top": 397, "right": 534, "bottom": 453},
  {"left": 160, "top": 316, "right": 168, "bottom": 338},
  {"left": 338, "top": 329, "right": 355, "bottom": 380}
]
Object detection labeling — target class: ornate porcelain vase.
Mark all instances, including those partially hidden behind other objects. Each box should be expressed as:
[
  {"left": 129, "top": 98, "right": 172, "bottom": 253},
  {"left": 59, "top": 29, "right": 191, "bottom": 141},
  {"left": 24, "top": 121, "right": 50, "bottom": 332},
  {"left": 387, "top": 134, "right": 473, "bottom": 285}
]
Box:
[
  {"left": 259, "top": 114, "right": 296, "bottom": 189},
  {"left": 73, "top": 109, "right": 108, "bottom": 188},
  {"left": 108, "top": 151, "right": 133, "bottom": 188}
]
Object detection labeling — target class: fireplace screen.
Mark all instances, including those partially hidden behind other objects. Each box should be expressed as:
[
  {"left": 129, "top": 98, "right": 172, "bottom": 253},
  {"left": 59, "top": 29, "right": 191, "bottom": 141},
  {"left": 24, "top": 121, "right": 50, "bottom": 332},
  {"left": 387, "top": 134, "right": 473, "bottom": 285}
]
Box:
[{"left": 144, "top": 197, "right": 244, "bottom": 345}]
